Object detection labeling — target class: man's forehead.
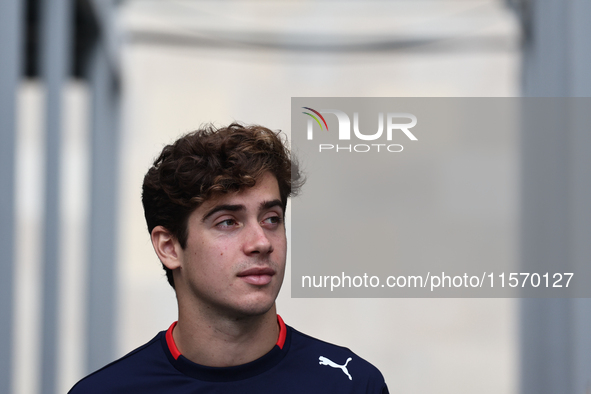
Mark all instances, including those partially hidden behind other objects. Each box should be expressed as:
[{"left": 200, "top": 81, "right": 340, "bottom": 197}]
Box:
[{"left": 195, "top": 173, "right": 282, "bottom": 215}]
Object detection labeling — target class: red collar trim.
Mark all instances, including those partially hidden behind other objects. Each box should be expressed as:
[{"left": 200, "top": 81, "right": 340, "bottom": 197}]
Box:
[
  {"left": 165, "top": 321, "right": 181, "bottom": 360},
  {"left": 165, "top": 315, "right": 287, "bottom": 360},
  {"left": 276, "top": 315, "right": 286, "bottom": 349}
]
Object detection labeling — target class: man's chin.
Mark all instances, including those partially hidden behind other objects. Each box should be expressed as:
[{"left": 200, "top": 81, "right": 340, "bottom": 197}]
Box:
[{"left": 226, "top": 298, "right": 277, "bottom": 321}]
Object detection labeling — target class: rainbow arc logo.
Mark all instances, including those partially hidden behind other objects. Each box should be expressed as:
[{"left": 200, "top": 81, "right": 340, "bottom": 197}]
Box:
[{"left": 302, "top": 107, "right": 329, "bottom": 131}]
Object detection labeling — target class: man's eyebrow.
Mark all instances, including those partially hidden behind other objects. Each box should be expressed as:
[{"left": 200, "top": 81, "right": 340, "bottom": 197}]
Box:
[
  {"left": 261, "top": 199, "right": 283, "bottom": 212},
  {"left": 201, "top": 204, "right": 245, "bottom": 222}
]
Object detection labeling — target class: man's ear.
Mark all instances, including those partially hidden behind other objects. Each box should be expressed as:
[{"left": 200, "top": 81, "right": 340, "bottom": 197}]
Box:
[{"left": 151, "top": 226, "right": 182, "bottom": 270}]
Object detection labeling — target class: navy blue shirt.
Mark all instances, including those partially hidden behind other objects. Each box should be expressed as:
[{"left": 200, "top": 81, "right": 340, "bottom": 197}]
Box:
[{"left": 69, "top": 316, "right": 389, "bottom": 393}]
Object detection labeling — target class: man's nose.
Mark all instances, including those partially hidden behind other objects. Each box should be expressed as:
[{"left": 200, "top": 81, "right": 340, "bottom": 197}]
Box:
[{"left": 243, "top": 222, "right": 274, "bottom": 255}]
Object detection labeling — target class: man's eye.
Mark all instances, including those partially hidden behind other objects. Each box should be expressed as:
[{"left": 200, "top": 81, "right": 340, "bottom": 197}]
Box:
[
  {"left": 263, "top": 216, "right": 282, "bottom": 225},
  {"left": 216, "top": 219, "right": 238, "bottom": 228}
]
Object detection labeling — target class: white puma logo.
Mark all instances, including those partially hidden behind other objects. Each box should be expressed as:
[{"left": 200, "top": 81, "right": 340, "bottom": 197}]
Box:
[{"left": 318, "top": 356, "right": 353, "bottom": 380}]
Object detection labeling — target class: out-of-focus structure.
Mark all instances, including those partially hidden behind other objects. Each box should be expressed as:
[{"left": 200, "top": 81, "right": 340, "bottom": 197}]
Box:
[
  {"left": 1, "top": 1, "right": 121, "bottom": 393},
  {"left": 509, "top": 1, "right": 591, "bottom": 393},
  {"left": 0, "top": 1, "right": 589, "bottom": 393}
]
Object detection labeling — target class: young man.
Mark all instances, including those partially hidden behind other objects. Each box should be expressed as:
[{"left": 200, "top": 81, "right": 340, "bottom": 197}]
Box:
[{"left": 69, "top": 123, "right": 389, "bottom": 393}]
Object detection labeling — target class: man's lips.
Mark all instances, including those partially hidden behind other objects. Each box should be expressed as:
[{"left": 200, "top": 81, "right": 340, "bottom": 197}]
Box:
[{"left": 237, "top": 267, "right": 275, "bottom": 286}]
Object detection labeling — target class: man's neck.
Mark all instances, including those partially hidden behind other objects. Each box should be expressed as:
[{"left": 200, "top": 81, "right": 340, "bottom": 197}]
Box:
[{"left": 172, "top": 304, "right": 280, "bottom": 367}]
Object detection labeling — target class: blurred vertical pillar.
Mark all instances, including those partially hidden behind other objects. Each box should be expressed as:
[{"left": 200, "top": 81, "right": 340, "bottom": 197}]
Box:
[
  {"left": 570, "top": 100, "right": 591, "bottom": 394},
  {"left": 520, "top": 101, "right": 572, "bottom": 394},
  {"left": 0, "top": 1, "right": 24, "bottom": 393},
  {"left": 518, "top": 0, "right": 591, "bottom": 393},
  {"left": 40, "top": 0, "right": 72, "bottom": 393},
  {"left": 86, "top": 0, "right": 121, "bottom": 374}
]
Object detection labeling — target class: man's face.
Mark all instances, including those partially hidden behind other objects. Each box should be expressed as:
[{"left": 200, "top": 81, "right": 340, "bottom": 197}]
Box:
[{"left": 175, "top": 172, "right": 286, "bottom": 318}]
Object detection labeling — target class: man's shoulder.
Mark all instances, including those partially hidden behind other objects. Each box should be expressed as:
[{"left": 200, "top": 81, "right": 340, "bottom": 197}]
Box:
[
  {"left": 288, "top": 325, "right": 383, "bottom": 372},
  {"left": 284, "top": 325, "right": 389, "bottom": 393},
  {"left": 68, "top": 331, "right": 174, "bottom": 394}
]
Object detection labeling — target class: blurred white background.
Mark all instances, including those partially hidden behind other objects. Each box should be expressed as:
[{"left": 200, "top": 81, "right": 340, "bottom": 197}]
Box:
[{"left": 118, "top": 2, "right": 520, "bottom": 393}]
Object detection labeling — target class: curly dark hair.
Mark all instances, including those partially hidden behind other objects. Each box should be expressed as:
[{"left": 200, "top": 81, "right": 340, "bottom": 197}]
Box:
[{"left": 142, "top": 123, "right": 303, "bottom": 289}]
